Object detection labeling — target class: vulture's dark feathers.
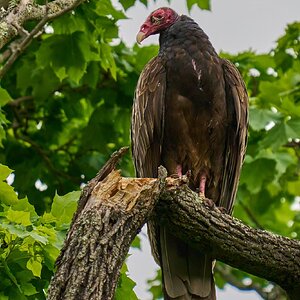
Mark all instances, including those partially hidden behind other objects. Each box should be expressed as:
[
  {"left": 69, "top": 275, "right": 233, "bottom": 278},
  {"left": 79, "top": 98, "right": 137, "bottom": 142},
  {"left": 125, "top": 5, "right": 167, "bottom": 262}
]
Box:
[{"left": 131, "top": 7, "right": 248, "bottom": 300}]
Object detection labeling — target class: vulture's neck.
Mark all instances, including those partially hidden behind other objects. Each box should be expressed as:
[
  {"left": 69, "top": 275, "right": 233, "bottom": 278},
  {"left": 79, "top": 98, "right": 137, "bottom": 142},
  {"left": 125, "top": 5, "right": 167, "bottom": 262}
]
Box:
[{"left": 158, "top": 15, "right": 217, "bottom": 57}]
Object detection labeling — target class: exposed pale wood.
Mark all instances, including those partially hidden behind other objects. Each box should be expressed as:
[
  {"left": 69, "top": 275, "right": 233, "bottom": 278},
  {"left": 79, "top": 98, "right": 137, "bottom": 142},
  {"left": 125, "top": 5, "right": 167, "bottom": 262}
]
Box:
[{"left": 47, "top": 170, "right": 160, "bottom": 300}]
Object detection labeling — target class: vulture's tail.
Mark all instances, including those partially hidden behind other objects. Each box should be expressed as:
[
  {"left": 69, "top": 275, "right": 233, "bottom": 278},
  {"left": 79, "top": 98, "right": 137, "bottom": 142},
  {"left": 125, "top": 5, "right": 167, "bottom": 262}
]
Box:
[{"left": 160, "top": 226, "right": 216, "bottom": 300}]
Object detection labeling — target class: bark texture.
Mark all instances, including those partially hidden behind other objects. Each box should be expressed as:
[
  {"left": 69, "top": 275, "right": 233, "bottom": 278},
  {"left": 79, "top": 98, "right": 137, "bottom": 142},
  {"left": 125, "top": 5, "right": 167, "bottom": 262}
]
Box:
[
  {"left": 47, "top": 160, "right": 300, "bottom": 300},
  {"left": 47, "top": 148, "right": 160, "bottom": 300},
  {"left": 158, "top": 183, "right": 300, "bottom": 300},
  {"left": 0, "top": 0, "right": 86, "bottom": 49}
]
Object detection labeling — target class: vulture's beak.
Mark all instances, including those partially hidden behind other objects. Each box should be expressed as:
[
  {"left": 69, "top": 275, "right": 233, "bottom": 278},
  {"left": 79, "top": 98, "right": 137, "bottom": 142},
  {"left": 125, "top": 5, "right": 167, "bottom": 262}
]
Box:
[{"left": 136, "top": 31, "right": 146, "bottom": 44}]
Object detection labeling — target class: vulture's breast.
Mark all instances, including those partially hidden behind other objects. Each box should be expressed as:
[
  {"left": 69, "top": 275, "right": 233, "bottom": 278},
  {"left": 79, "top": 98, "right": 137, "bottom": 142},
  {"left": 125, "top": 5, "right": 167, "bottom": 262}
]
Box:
[{"left": 161, "top": 48, "right": 228, "bottom": 193}]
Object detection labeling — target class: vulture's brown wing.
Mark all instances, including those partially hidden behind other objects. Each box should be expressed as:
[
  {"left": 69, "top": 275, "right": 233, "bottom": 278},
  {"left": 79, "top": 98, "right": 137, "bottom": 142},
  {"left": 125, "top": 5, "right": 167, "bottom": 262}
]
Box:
[
  {"left": 219, "top": 59, "right": 248, "bottom": 213},
  {"left": 131, "top": 56, "right": 166, "bottom": 178}
]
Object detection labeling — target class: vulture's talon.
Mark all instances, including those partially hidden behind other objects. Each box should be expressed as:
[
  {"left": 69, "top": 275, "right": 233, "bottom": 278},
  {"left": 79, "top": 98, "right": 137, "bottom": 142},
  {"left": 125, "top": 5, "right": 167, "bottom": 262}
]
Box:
[
  {"left": 170, "top": 173, "right": 180, "bottom": 179},
  {"left": 202, "top": 198, "right": 215, "bottom": 209},
  {"left": 185, "top": 170, "right": 192, "bottom": 178},
  {"left": 217, "top": 206, "right": 228, "bottom": 214}
]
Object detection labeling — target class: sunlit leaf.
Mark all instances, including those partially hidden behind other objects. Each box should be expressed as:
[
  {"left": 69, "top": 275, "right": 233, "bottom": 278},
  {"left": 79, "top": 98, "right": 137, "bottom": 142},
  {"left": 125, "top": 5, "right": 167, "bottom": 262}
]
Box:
[
  {"left": 26, "top": 257, "right": 42, "bottom": 277},
  {"left": 6, "top": 209, "right": 31, "bottom": 226},
  {"left": 50, "top": 191, "right": 80, "bottom": 227},
  {"left": 0, "top": 87, "right": 12, "bottom": 106}
]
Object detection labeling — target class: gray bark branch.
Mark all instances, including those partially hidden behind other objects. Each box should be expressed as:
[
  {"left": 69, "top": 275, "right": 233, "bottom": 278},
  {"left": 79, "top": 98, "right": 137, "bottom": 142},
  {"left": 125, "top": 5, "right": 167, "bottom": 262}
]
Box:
[
  {"left": 158, "top": 181, "right": 300, "bottom": 300},
  {"left": 0, "top": 0, "right": 87, "bottom": 78},
  {"left": 47, "top": 161, "right": 300, "bottom": 300},
  {"left": 0, "top": 0, "right": 85, "bottom": 49}
]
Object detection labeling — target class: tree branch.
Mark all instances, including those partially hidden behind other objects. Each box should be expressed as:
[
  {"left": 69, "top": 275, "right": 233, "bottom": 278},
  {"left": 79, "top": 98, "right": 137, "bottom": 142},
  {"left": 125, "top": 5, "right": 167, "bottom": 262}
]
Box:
[
  {"left": 48, "top": 167, "right": 161, "bottom": 299},
  {"left": 158, "top": 180, "right": 300, "bottom": 300},
  {"left": 0, "top": 0, "right": 87, "bottom": 78},
  {"left": 48, "top": 164, "right": 300, "bottom": 300},
  {"left": 238, "top": 200, "right": 264, "bottom": 229}
]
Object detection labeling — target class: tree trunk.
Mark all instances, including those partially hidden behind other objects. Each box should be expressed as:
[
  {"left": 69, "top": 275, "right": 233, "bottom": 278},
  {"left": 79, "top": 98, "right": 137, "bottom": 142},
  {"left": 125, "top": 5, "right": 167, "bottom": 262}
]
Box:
[
  {"left": 47, "top": 148, "right": 161, "bottom": 300},
  {"left": 47, "top": 151, "right": 300, "bottom": 300}
]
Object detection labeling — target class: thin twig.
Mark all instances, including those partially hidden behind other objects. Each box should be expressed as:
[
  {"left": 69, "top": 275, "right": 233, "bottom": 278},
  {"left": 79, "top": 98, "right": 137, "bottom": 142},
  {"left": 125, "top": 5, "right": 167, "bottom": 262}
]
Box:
[
  {"left": 0, "top": 48, "right": 11, "bottom": 63},
  {"left": 239, "top": 201, "right": 264, "bottom": 229},
  {"left": 215, "top": 264, "right": 287, "bottom": 300},
  {"left": 0, "top": 16, "right": 49, "bottom": 79},
  {"left": 13, "top": 129, "right": 78, "bottom": 183},
  {"left": 7, "top": 95, "right": 33, "bottom": 106}
]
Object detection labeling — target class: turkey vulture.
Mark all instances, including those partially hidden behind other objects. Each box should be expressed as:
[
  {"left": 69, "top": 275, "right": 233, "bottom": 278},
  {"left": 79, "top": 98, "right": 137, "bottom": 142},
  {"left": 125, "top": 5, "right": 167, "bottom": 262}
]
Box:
[{"left": 131, "top": 7, "right": 248, "bottom": 300}]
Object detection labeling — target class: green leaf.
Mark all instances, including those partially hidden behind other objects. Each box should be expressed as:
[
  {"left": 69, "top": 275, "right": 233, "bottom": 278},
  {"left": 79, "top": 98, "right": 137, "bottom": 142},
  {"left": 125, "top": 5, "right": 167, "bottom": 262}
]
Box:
[
  {"left": 0, "top": 181, "right": 19, "bottom": 206},
  {"left": 16, "top": 59, "right": 33, "bottom": 93},
  {"left": 147, "top": 269, "right": 162, "bottom": 299},
  {"left": 0, "top": 223, "right": 30, "bottom": 238},
  {"left": 6, "top": 209, "right": 32, "bottom": 226},
  {"left": 240, "top": 158, "right": 276, "bottom": 194},
  {"left": 186, "top": 0, "right": 210, "bottom": 11},
  {"left": 256, "top": 149, "right": 297, "bottom": 177},
  {"left": 31, "top": 66, "right": 60, "bottom": 100},
  {"left": 52, "top": 13, "right": 87, "bottom": 35},
  {"left": 0, "top": 87, "right": 12, "bottom": 106},
  {"left": 287, "top": 179, "right": 300, "bottom": 196},
  {"left": 50, "top": 191, "right": 80, "bottom": 226},
  {"left": 139, "top": 0, "right": 147, "bottom": 6},
  {"left": 26, "top": 257, "right": 42, "bottom": 277},
  {"left": 94, "top": 0, "right": 127, "bottom": 20},
  {"left": 12, "top": 198, "right": 37, "bottom": 217},
  {"left": 131, "top": 235, "right": 141, "bottom": 249},
  {"left": 0, "top": 292, "right": 9, "bottom": 300},
  {"left": 0, "top": 111, "right": 9, "bottom": 147},
  {"left": 119, "top": 0, "right": 135, "bottom": 10},
  {"left": 115, "top": 264, "right": 138, "bottom": 300},
  {"left": 28, "top": 230, "right": 48, "bottom": 245},
  {"left": 100, "top": 43, "right": 117, "bottom": 79},
  {"left": 36, "top": 32, "right": 99, "bottom": 84},
  {"left": 22, "top": 282, "right": 37, "bottom": 296},
  {"left": 42, "top": 244, "right": 60, "bottom": 270},
  {"left": 0, "top": 164, "right": 13, "bottom": 180},
  {"left": 259, "top": 118, "right": 300, "bottom": 150},
  {"left": 133, "top": 44, "right": 158, "bottom": 72},
  {"left": 82, "top": 62, "right": 100, "bottom": 89},
  {"left": 0, "top": 166, "right": 19, "bottom": 205},
  {"left": 0, "top": 121, "right": 6, "bottom": 147},
  {"left": 249, "top": 107, "right": 282, "bottom": 131}
]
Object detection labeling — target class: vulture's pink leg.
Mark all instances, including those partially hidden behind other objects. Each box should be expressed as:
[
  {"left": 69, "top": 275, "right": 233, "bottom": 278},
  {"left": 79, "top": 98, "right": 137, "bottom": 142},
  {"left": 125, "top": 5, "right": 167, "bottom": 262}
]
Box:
[
  {"left": 199, "top": 175, "right": 206, "bottom": 198},
  {"left": 176, "top": 165, "right": 183, "bottom": 177}
]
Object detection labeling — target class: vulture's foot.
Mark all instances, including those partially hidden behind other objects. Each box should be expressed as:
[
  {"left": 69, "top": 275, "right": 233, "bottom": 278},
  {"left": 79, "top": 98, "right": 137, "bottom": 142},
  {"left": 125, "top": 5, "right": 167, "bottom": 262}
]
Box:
[
  {"left": 217, "top": 206, "right": 228, "bottom": 214},
  {"left": 199, "top": 174, "right": 206, "bottom": 197},
  {"left": 202, "top": 198, "right": 215, "bottom": 209},
  {"left": 176, "top": 164, "right": 182, "bottom": 177}
]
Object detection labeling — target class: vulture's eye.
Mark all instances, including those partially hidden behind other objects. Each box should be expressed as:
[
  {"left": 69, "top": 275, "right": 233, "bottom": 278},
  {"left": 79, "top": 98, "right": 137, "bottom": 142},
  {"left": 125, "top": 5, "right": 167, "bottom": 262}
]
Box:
[{"left": 151, "top": 15, "right": 163, "bottom": 24}]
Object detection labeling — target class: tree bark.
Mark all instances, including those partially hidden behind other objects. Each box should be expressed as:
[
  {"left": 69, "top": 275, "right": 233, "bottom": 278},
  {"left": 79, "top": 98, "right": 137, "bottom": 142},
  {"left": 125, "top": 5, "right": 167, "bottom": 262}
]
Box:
[
  {"left": 0, "top": 0, "right": 86, "bottom": 50},
  {"left": 47, "top": 147, "right": 161, "bottom": 300},
  {"left": 158, "top": 182, "right": 300, "bottom": 300},
  {"left": 47, "top": 154, "right": 300, "bottom": 300},
  {"left": 0, "top": 0, "right": 88, "bottom": 79}
]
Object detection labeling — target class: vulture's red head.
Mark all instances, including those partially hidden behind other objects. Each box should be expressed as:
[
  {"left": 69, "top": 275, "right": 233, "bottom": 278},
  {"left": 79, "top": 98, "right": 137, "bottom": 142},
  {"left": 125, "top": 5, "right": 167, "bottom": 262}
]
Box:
[{"left": 136, "top": 7, "right": 179, "bottom": 44}]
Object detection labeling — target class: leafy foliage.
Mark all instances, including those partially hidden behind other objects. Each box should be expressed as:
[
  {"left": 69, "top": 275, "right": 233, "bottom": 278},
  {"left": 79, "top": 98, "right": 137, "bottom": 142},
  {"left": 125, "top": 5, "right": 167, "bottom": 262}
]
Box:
[
  {"left": 0, "top": 0, "right": 299, "bottom": 298},
  {"left": 186, "top": 0, "right": 210, "bottom": 11},
  {"left": 0, "top": 165, "right": 78, "bottom": 299}
]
